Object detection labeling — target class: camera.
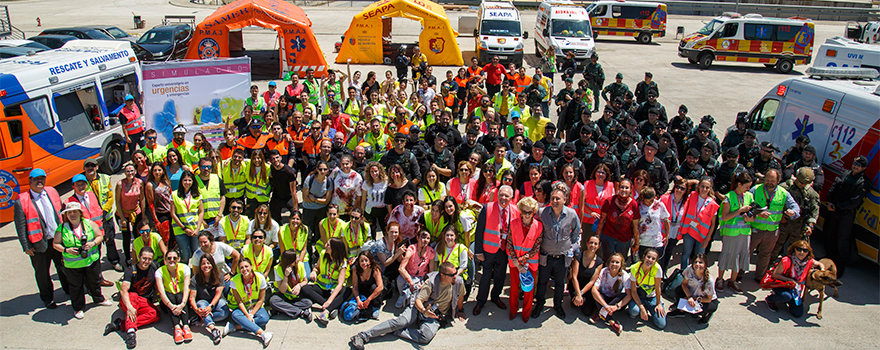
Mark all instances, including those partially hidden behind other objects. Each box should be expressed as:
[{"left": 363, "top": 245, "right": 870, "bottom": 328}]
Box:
[
  {"left": 78, "top": 236, "right": 89, "bottom": 259},
  {"left": 744, "top": 206, "right": 765, "bottom": 218}
]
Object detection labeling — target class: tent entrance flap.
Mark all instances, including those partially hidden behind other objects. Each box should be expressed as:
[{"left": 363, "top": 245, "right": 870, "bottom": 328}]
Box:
[
  {"left": 336, "top": 0, "right": 462, "bottom": 66},
  {"left": 185, "top": 0, "right": 328, "bottom": 78}
]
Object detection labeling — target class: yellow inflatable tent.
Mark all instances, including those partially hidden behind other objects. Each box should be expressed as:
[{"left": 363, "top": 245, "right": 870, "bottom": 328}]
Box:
[{"left": 335, "top": 0, "right": 462, "bottom": 66}]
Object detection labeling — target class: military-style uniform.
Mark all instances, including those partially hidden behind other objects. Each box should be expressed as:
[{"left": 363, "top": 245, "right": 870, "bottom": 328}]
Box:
[
  {"left": 583, "top": 62, "right": 604, "bottom": 111},
  {"left": 750, "top": 156, "right": 781, "bottom": 179},
  {"left": 613, "top": 141, "right": 640, "bottom": 176},
  {"left": 772, "top": 178, "right": 820, "bottom": 260},
  {"left": 784, "top": 159, "right": 825, "bottom": 192},
  {"left": 715, "top": 161, "right": 747, "bottom": 194},
  {"left": 602, "top": 82, "right": 629, "bottom": 105},
  {"left": 697, "top": 156, "right": 719, "bottom": 178},
  {"left": 677, "top": 162, "right": 705, "bottom": 180}
]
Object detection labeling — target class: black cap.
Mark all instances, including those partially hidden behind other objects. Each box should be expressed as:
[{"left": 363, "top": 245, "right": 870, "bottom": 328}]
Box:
[
  {"left": 687, "top": 148, "right": 701, "bottom": 158},
  {"left": 796, "top": 135, "right": 811, "bottom": 144},
  {"left": 702, "top": 142, "right": 717, "bottom": 153},
  {"left": 563, "top": 142, "right": 576, "bottom": 151},
  {"left": 648, "top": 107, "right": 660, "bottom": 115},
  {"left": 644, "top": 140, "right": 658, "bottom": 150},
  {"left": 760, "top": 141, "right": 779, "bottom": 151},
  {"left": 330, "top": 100, "right": 341, "bottom": 108},
  {"left": 656, "top": 120, "right": 667, "bottom": 129},
  {"left": 660, "top": 132, "right": 673, "bottom": 141},
  {"left": 697, "top": 123, "right": 710, "bottom": 132},
  {"left": 604, "top": 105, "right": 615, "bottom": 113},
  {"left": 545, "top": 122, "right": 557, "bottom": 130},
  {"left": 679, "top": 104, "right": 688, "bottom": 113},
  {"left": 736, "top": 112, "right": 748, "bottom": 123},
  {"left": 645, "top": 72, "right": 653, "bottom": 78},
  {"left": 803, "top": 145, "right": 817, "bottom": 155},
  {"left": 626, "top": 118, "right": 638, "bottom": 126},
  {"left": 854, "top": 155, "right": 868, "bottom": 167},
  {"left": 647, "top": 89, "right": 658, "bottom": 97},
  {"left": 394, "top": 132, "right": 406, "bottom": 140},
  {"left": 466, "top": 128, "right": 479, "bottom": 136},
  {"left": 533, "top": 140, "right": 546, "bottom": 150},
  {"left": 745, "top": 129, "right": 757, "bottom": 138},
  {"left": 435, "top": 132, "right": 448, "bottom": 142},
  {"left": 614, "top": 96, "right": 625, "bottom": 104},
  {"left": 701, "top": 115, "right": 716, "bottom": 126},
  {"left": 410, "top": 125, "right": 421, "bottom": 133},
  {"left": 580, "top": 125, "right": 593, "bottom": 134},
  {"left": 591, "top": 52, "right": 599, "bottom": 59},
  {"left": 726, "top": 147, "right": 740, "bottom": 157},
  {"left": 598, "top": 135, "right": 610, "bottom": 144},
  {"left": 622, "top": 129, "right": 636, "bottom": 138}
]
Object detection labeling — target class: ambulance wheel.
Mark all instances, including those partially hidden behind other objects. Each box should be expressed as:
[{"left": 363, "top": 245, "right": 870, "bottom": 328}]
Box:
[
  {"left": 99, "top": 142, "right": 124, "bottom": 174},
  {"left": 698, "top": 53, "right": 713, "bottom": 69},
  {"left": 535, "top": 40, "right": 541, "bottom": 57},
  {"left": 637, "top": 32, "right": 652, "bottom": 44},
  {"left": 688, "top": 58, "right": 698, "bottom": 64},
  {"left": 776, "top": 59, "right": 794, "bottom": 74}
]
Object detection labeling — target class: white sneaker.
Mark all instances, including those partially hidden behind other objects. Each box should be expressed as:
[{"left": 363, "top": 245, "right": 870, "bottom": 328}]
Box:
[
  {"left": 261, "top": 332, "right": 274, "bottom": 347},
  {"left": 98, "top": 300, "right": 113, "bottom": 306},
  {"left": 221, "top": 322, "right": 234, "bottom": 337},
  {"left": 74, "top": 310, "right": 84, "bottom": 319}
]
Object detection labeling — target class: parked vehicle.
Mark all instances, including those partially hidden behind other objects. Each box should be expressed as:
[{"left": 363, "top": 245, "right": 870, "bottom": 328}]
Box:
[
  {"left": 88, "top": 25, "right": 138, "bottom": 43},
  {"left": 476, "top": 1, "right": 527, "bottom": 66},
  {"left": 845, "top": 21, "right": 879, "bottom": 44},
  {"left": 0, "top": 47, "right": 44, "bottom": 59},
  {"left": 586, "top": 0, "right": 667, "bottom": 44},
  {"left": 0, "top": 40, "right": 52, "bottom": 50},
  {"left": 39, "top": 27, "right": 115, "bottom": 40},
  {"left": 0, "top": 40, "right": 142, "bottom": 222},
  {"left": 678, "top": 12, "right": 815, "bottom": 73},
  {"left": 27, "top": 35, "right": 79, "bottom": 49},
  {"left": 813, "top": 36, "right": 880, "bottom": 73},
  {"left": 136, "top": 24, "right": 192, "bottom": 61},
  {"left": 535, "top": 0, "right": 596, "bottom": 63},
  {"left": 745, "top": 67, "right": 879, "bottom": 262}
]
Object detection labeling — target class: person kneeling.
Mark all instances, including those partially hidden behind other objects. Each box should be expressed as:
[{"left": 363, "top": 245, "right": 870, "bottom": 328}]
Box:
[
  {"left": 350, "top": 262, "right": 466, "bottom": 349},
  {"left": 104, "top": 247, "right": 161, "bottom": 349},
  {"left": 667, "top": 253, "right": 719, "bottom": 324}
]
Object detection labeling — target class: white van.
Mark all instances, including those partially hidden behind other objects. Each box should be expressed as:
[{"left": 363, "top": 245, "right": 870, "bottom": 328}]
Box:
[
  {"left": 535, "top": 0, "right": 596, "bottom": 62},
  {"left": 745, "top": 67, "right": 879, "bottom": 262},
  {"left": 476, "top": 1, "right": 527, "bottom": 67},
  {"left": 0, "top": 40, "right": 142, "bottom": 221},
  {"left": 813, "top": 36, "right": 880, "bottom": 72}
]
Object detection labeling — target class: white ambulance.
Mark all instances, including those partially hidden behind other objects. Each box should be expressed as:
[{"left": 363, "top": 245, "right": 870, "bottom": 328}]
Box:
[
  {"left": 745, "top": 67, "right": 879, "bottom": 263},
  {"left": 813, "top": 36, "right": 880, "bottom": 73},
  {"left": 535, "top": 0, "right": 596, "bottom": 62},
  {"left": 476, "top": 1, "right": 527, "bottom": 67}
]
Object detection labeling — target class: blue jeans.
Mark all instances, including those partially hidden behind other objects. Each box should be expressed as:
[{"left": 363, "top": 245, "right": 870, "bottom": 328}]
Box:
[
  {"left": 767, "top": 288, "right": 804, "bottom": 317},
  {"left": 231, "top": 308, "right": 270, "bottom": 334},
  {"left": 196, "top": 299, "right": 229, "bottom": 326},
  {"left": 601, "top": 235, "right": 631, "bottom": 261},
  {"left": 628, "top": 295, "right": 667, "bottom": 329},
  {"left": 174, "top": 234, "right": 198, "bottom": 263},
  {"left": 680, "top": 234, "right": 705, "bottom": 270}
]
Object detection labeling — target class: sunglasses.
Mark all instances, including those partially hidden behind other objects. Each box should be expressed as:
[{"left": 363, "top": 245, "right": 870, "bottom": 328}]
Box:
[
  {"left": 165, "top": 256, "right": 179, "bottom": 261},
  {"left": 459, "top": 168, "right": 470, "bottom": 172},
  {"left": 200, "top": 165, "right": 212, "bottom": 170},
  {"left": 521, "top": 211, "right": 535, "bottom": 216},
  {"left": 675, "top": 186, "right": 686, "bottom": 191},
  {"left": 795, "top": 247, "right": 809, "bottom": 253},
  {"left": 139, "top": 229, "right": 150, "bottom": 234},
  {"left": 230, "top": 206, "right": 243, "bottom": 210},
  {"left": 318, "top": 168, "right": 329, "bottom": 172},
  {"left": 351, "top": 216, "right": 363, "bottom": 221},
  {"left": 441, "top": 271, "right": 456, "bottom": 277},
  {"left": 253, "top": 236, "right": 265, "bottom": 240},
  {"left": 250, "top": 125, "right": 261, "bottom": 129},
  {"left": 85, "top": 163, "right": 97, "bottom": 168},
  {"left": 146, "top": 136, "right": 158, "bottom": 140},
  {"left": 259, "top": 212, "right": 268, "bottom": 216}
]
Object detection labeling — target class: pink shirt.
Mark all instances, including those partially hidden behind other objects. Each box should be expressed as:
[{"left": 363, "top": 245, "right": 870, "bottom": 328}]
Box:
[{"left": 405, "top": 244, "right": 436, "bottom": 277}]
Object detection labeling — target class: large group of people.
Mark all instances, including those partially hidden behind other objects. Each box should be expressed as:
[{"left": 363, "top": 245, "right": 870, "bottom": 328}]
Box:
[{"left": 12, "top": 52, "right": 872, "bottom": 349}]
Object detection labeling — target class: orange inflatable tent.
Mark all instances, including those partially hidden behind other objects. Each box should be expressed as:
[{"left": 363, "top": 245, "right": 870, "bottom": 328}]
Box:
[{"left": 185, "top": 0, "right": 327, "bottom": 78}]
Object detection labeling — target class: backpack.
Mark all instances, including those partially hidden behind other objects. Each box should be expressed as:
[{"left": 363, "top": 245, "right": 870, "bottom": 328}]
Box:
[
  {"left": 342, "top": 295, "right": 368, "bottom": 322},
  {"left": 662, "top": 268, "right": 684, "bottom": 302}
]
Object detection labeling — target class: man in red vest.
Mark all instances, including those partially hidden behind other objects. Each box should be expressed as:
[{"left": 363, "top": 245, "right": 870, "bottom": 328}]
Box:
[
  {"left": 118, "top": 94, "right": 145, "bottom": 158},
  {"left": 68, "top": 174, "right": 114, "bottom": 287},
  {"left": 473, "top": 185, "right": 519, "bottom": 315},
  {"left": 13, "top": 168, "right": 70, "bottom": 309}
]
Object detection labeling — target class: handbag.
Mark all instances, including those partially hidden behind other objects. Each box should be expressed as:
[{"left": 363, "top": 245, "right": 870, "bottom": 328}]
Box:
[
  {"left": 759, "top": 262, "right": 796, "bottom": 290},
  {"left": 150, "top": 202, "right": 170, "bottom": 243}
]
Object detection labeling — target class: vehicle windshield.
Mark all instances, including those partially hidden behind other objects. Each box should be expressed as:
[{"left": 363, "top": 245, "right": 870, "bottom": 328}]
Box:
[
  {"left": 138, "top": 31, "right": 173, "bottom": 44},
  {"left": 696, "top": 19, "right": 724, "bottom": 36},
  {"left": 480, "top": 20, "right": 522, "bottom": 37},
  {"left": 551, "top": 19, "right": 592, "bottom": 38},
  {"left": 105, "top": 27, "right": 130, "bottom": 38},
  {"left": 85, "top": 29, "right": 113, "bottom": 39},
  {"left": 22, "top": 41, "right": 51, "bottom": 50}
]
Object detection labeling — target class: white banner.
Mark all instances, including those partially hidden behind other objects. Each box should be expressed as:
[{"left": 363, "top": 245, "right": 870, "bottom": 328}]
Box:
[{"left": 142, "top": 58, "right": 250, "bottom": 145}]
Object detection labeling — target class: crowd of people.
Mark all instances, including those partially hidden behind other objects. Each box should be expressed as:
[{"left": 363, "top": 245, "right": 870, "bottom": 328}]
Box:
[{"left": 12, "top": 53, "right": 872, "bottom": 349}]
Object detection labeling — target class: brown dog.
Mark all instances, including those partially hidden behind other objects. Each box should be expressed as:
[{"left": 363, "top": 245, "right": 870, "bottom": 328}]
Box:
[{"left": 806, "top": 258, "right": 842, "bottom": 319}]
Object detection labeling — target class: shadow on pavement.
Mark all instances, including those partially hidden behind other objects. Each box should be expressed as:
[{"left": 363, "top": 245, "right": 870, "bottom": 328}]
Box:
[{"left": 669, "top": 61, "right": 806, "bottom": 76}]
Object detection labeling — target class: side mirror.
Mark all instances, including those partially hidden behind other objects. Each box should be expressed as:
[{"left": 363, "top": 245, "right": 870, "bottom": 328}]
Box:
[
  {"left": 523, "top": 32, "right": 529, "bottom": 39},
  {"left": 474, "top": 29, "right": 478, "bottom": 37}
]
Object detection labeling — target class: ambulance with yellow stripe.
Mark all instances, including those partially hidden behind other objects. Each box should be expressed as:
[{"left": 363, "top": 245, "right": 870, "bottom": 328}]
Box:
[
  {"left": 0, "top": 40, "right": 141, "bottom": 222},
  {"left": 678, "top": 12, "right": 815, "bottom": 74},
  {"left": 745, "top": 67, "right": 879, "bottom": 263},
  {"left": 586, "top": 0, "right": 667, "bottom": 44}
]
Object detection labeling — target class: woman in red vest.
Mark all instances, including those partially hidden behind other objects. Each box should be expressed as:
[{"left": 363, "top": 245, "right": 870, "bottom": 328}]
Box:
[
  {"left": 558, "top": 163, "right": 584, "bottom": 221},
  {"left": 506, "top": 197, "right": 543, "bottom": 322},
  {"left": 475, "top": 163, "right": 498, "bottom": 205},
  {"left": 659, "top": 178, "right": 690, "bottom": 272},
  {"left": 447, "top": 161, "right": 477, "bottom": 207},
  {"left": 583, "top": 164, "right": 615, "bottom": 244},
  {"left": 679, "top": 178, "right": 720, "bottom": 270},
  {"left": 764, "top": 240, "right": 826, "bottom": 317},
  {"left": 519, "top": 165, "right": 543, "bottom": 200}
]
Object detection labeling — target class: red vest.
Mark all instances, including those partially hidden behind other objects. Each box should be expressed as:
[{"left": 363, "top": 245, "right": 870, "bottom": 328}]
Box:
[
  {"left": 18, "top": 188, "right": 62, "bottom": 243},
  {"left": 508, "top": 217, "right": 543, "bottom": 271},
  {"left": 482, "top": 202, "right": 519, "bottom": 254},
  {"left": 583, "top": 180, "right": 615, "bottom": 224},
  {"left": 449, "top": 177, "right": 476, "bottom": 205},
  {"left": 681, "top": 192, "right": 720, "bottom": 242},
  {"left": 781, "top": 256, "right": 814, "bottom": 283},
  {"left": 521, "top": 181, "right": 534, "bottom": 199},
  {"left": 565, "top": 181, "right": 583, "bottom": 214},
  {"left": 66, "top": 193, "right": 104, "bottom": 235},
  {"left": 121, "top": 105, "right": 144, "bottom": 135}
]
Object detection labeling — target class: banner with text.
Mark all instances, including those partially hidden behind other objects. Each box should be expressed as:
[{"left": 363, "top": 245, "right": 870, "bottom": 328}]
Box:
[{"left": 143, "top": 57, "right": 250, "bottom": 146}]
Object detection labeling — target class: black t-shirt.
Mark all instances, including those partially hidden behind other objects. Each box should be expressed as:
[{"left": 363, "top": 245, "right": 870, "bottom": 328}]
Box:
[
  {"left": 384, "top": 181, "right": 418, "bottom": 209},
  {"left": 122, "top": 262, "right": 158, "bottom": 300},
  {"left": 270, "top": 165, "right": 297, "bottom": 200},
  {"left": 189, "top": 276, "right": 221, "bottom": 302}
]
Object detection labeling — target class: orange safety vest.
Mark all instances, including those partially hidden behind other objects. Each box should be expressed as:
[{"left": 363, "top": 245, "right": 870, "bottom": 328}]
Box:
[
  {"left": 218, "top": 142, "right": 242, "bottom": 160},
  {"left": 121, "top": 105, "right": 144, "bottom": 135},
  {"left": 508, "top": 217, "right": 543, "bottom": 271},
  {"left": 482, "top": 202, "right": 519, "bottom": 254},
  {"left": 449, "top": 177, "right": 476, "bottom": 205},
  {"left": 444, "top": 94, "right": 457, "bottom": 110},
  {"left": 238, "top": 133, "right": 269, "bottom": 151},
  {"left": 583, "top": 180, "right": 615, "bottom": 224},
  {"left": 65, "top": 193, "right": 104, "bottom": 235},
  {"left": 680, "top": 192, "right": 720, "bottom": 242},
  {"left": 514, "top": 75, "right": 531, "bottom": 95},
  {"left": 454, "top": 76, "right": 468, "bottom": 88},
  {"left": 18, "top": 187, "right": 62, "bottom": 243},
  {"left": 468, "top": 66, "right": 483, "bottom": 81},
  {"left": 265, "top": 137, "right": 290, "bottom": 156}
]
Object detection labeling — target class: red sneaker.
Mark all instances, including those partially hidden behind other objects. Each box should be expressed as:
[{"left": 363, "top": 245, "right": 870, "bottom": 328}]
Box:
[
  {"left": 174, "top": 327, "right": 184, "bottom": 344},
  {"left": 183, "top": 325, "right": 193, "bottom": 342}
]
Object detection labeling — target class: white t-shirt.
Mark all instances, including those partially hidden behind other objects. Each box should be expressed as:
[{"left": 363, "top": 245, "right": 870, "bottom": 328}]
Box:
[
  {"left": 682, "top": 265, "right": 717, "bottom": 300},
  {"left": 330, "top": 169, "right": 364, "bottom": 213},
  {"left": 595, "top": 267, "right": 631, "bottom": 297},
  {"left": 154, "top": 264, "right": 191, "bottom": 290},
  {"left": 190, "top": 242, "right": 236, "bottom": 276},
  {"left": 418, "top": 183, "right": 447, "bottom": 204},
  {"left": 247, "top": 219, "right": 279, "bottom": 246},
  {"left": 232, "top": 272, "right": 269, "bottom": 294},
  {"left": 361, "top": 181, "right": 388, "bottom": 211},
  {"left": 638, "top": 199, "right": 669, "bottom": 248}
]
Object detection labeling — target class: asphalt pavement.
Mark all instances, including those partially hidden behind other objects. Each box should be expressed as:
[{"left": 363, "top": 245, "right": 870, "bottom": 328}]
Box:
[{"left": 2, "top": 1, "right": 879, "bottom": 349}]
